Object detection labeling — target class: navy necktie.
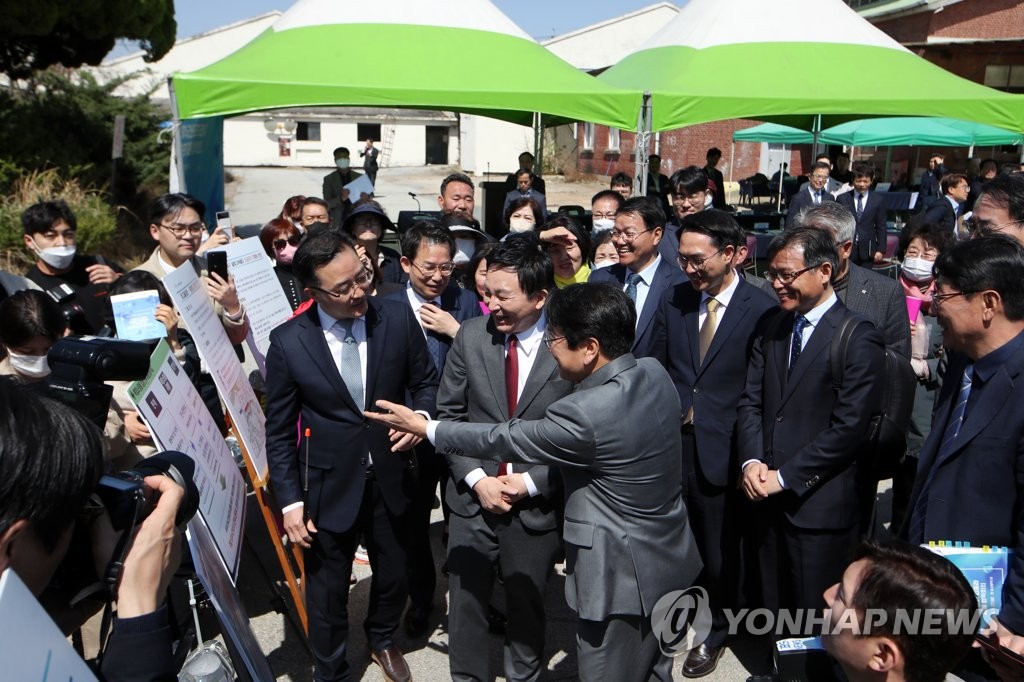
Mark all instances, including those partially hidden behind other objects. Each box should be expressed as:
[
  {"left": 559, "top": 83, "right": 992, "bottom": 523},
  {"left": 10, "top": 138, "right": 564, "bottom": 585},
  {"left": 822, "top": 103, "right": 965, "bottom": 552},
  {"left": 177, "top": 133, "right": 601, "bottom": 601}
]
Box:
[
  {"left": 789, "top": 314, "right": 810, "bottom": 373},
  {"left": 856, "top": 193, "right": 865, "bottom": 220},
  {"left": 625, "top": 272, "right": 642, "bottom": 304}
]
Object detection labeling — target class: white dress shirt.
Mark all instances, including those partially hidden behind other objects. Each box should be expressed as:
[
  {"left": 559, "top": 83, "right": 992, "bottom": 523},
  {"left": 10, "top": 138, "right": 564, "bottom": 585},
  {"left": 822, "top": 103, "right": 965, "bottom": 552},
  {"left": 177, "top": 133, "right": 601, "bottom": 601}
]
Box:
[
  {"left": 699, "top": 271, "right": 739, "bottom": 329},
  {"left": 405, "top": 283, "right": 440, "bottom": 340}
]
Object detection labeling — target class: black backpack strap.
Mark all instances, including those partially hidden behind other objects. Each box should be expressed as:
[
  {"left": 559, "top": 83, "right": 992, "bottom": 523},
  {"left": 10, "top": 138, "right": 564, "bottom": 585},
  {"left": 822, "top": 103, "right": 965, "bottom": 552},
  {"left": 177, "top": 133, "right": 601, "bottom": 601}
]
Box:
[{"left": 830, "top": 311, "right": 860, "bottom": 391}]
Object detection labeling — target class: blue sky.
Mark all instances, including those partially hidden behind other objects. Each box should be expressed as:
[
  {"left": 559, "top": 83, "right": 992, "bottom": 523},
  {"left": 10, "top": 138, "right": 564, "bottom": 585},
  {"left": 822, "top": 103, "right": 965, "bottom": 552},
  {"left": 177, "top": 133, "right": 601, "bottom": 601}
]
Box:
[{"left": 171, "top": 0, "right": 669, "bottom": 41}]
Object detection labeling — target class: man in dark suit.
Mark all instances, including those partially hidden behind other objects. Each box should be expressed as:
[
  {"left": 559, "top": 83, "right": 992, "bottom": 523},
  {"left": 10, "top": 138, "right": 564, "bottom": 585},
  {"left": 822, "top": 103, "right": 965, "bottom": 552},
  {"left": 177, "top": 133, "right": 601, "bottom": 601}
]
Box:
[
  {"left": 384, "top": 221, "right": 482, "bottom": 636},
  {"left": 360, "top": 138, "right": 379, "bottom": 186},
  {"left": 265, "top": 231, "right": 438, "bottom": 682},
  {"left": 649, "top": 209, "right": 776, "bottom": 677},
  {"left": 918, "top": 154, "right": 945, "bottom": 210},
  {"left": 738, "top": 227, "right": 884, "bottom": 616},
  {"left": 799, "top": 202, "right": 911, "bottom": 359},
  {"left": 970, "top": 173, "right": 1024, "bottom": 245},
  {"left": 366, "top": 283, "right": 704, "bottom": 681},
  {"left": 323, "top": 147, "right": 364, "bottom": 228},
  {"left": 786, "top": 162, "right": 836, "bottom": 228},
  {"left": 502, "top": 168, "right": 547, "bottom": 220},
  {"left": 924, "top": 172, "right": 969, "bottom": 237},
  {"left": 433, "top": 236, "right": 569, "bottom": 682},
  {"left": 590, "top": 196, "right": 685, "bottom": 358},
  {"left": 504, "top": 151, "right": 546, "bottom": 196},
  {"left": 837, "top": 162, "right": 888, "bottom": 266},
  {"left": 647, "top": 153, "right": 672, "bottom": 218},
  {"left": 704, "top": 147, "right": 728, "bottom": 210},
  {"left": 659, "top": 166, "right": 710, "bottom": 264},
  {"left": 902, "top": 236, "right": 1024, "bottom": 678}
]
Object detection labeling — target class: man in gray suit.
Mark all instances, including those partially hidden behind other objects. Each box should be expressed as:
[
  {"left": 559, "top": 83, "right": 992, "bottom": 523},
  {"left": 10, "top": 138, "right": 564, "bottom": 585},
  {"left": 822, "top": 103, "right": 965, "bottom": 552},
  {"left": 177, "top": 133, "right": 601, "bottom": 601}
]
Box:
[
  {"left": 368, "top": 283, "right": 704, "bottom": 682},
  {"left": 433, "top": 236, "right": 569, "bottom": 682}
]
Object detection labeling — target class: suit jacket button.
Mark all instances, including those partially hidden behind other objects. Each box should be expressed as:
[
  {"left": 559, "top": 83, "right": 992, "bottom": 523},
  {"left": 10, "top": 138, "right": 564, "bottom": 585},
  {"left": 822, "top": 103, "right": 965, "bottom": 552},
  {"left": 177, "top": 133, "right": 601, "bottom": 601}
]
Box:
[
  {"left": 360, "top": 457, "right": 367, "bottom": 465},
  {"left": 776, "top": 415, "right": 784, "bottom": 422},
  {"left": 693, "top": 387, "right": 699, "bottom": 394},
  {"left": 364, "top": 422, "right": 370, "bottom": 430}
]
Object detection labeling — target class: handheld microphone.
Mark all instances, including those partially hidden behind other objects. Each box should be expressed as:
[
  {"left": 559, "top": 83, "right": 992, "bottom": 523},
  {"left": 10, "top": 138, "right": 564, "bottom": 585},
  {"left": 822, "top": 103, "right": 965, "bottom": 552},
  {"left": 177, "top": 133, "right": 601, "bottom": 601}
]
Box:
[{"left": 303, "top": 427, "right": 311, "bottom": 493}]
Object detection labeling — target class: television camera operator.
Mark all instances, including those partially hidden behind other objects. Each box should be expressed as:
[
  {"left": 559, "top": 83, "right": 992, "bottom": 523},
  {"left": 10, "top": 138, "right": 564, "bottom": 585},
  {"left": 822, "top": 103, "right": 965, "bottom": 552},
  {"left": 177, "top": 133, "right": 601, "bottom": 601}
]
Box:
[{"left": 0, "top": 378, "right": 188, "bottom": 681}]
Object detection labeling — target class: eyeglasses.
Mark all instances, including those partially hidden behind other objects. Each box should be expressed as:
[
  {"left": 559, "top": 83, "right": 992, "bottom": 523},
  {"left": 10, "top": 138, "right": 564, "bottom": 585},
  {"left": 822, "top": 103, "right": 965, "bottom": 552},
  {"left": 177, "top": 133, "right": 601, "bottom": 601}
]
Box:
[
  {"left": 610, "top": 228, "right": 651, "bottom": 243},
  {"left": 542, "top": 334, "right": 566, "bottom": 349},
  {"left": 273, "top": 236, "right": 301, "bottom": 250},
  {"left": 764, "top": 263, "right": 820, "bottom": 285},
  {"left": 673, "top": 192, "right": 706, "bottom": 208},
  {"left": 310, "top": 269, "right": 373, "bottom": 298},
  {"left": 677, "top": 248, "right": 725, "bottom": 270},
  {"left": 965, "top": 217, "right": 1024, "bottom": 236},
  {"left": 411, "top": 261, "right": 456, "bottom": 276},
  {"left": 159, "top": 221, "right": 205, "bottom": 237},
  {"left": 932, "top": 290, "right": 973, "bottom": 308}
]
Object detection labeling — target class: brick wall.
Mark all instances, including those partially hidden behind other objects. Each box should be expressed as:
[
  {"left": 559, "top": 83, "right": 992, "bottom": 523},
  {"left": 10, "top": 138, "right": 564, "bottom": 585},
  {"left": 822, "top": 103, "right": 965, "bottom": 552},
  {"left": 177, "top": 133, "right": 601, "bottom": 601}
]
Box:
[{"left": 576, "top": 120, "right": 810, "bottom": 185}]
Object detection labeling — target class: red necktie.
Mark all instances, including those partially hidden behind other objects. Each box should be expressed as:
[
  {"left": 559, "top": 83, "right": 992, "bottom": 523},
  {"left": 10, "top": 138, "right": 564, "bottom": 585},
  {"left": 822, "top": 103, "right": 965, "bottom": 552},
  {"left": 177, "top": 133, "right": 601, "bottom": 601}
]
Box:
[{"left": 499, "top": 335, "right": 519, "bottom": 476}]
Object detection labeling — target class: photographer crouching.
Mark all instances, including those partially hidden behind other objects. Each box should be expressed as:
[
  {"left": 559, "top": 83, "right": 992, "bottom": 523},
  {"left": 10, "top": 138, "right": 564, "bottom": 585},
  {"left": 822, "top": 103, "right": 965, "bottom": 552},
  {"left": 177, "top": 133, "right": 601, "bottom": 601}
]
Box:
[{"left": 0, "top": 377, "right": 189, "bottom": 681}]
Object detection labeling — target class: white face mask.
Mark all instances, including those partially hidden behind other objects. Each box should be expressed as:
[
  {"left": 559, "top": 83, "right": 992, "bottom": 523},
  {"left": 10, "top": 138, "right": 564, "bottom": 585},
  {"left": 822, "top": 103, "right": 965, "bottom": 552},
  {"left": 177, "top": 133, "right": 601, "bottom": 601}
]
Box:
[
  {"left": 31, "top": 239, "right": 76, "bottom": 270},
  {"left": 592, "top": 218, "right": 615, "bottom": 233},
  {"left": 592, "top": 259, "right": 614, "bottom": 270},
  {"left": 335, "top": 158, "right": 350, "bottom": 170},
  {"left": 509, "top": 217, "right": 534, "bottom": 233},
  {"left": 7, "top": 351, "right": 50, "bottom": 378},
  {"left": 902, "top": 257, "right": 935, "bottom": 283},
  {"left": 454, "top": 238, "right": 476, "bottom": 265}
]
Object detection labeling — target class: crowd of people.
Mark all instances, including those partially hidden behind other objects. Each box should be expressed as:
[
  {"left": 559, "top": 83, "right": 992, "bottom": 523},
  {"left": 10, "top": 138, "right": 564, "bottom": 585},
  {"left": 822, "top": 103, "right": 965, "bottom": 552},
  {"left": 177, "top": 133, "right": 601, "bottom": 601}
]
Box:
[{"left": 2, "top": 149, "right": 1024, "bottom": 682}]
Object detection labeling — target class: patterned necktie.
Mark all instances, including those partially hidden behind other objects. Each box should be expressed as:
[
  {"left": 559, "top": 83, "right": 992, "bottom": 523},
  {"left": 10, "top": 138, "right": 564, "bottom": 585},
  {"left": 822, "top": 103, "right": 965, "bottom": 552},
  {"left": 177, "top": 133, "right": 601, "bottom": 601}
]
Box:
[
  {"left": 499, "top": 335, "right": 519, "bottom": 476},
  {"left": 814, "top": 191, "right": 822, "bottom": 206},
  {"left": 625, "top": 271, "right": 643, "bottom": 303},
  {"left": 336, "top": 319, "right": 363, "bottom": 409},
  {"left": 856, "top": 193, "right": 864, "bottom": 220},
  {"left": 698, "top": 297, "right": 720, "bottom": 365},
  {"left": 907, "top": 365, "right": 974, "bottom": 543},
  {"left": 789, "top": 314, "right": 810, "bottom": 373},
  {"left": 424, "top": 299, "right": 443, "bottom": 371}
]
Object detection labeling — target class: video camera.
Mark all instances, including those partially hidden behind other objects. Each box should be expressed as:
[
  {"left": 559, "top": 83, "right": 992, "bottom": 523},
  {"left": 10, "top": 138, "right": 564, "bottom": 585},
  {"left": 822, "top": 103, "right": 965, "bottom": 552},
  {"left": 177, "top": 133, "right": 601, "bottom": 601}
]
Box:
[{"left": 41, "top": 336, "right": 152, "bottom": 428}]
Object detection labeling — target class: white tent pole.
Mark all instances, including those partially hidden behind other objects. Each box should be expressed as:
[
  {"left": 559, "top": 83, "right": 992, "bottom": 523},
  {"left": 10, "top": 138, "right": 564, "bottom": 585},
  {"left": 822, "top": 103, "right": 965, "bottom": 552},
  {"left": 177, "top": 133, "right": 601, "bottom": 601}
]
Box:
[
  {"left": 969, "top": 143, "right": 975, "bottom": 158},
  {"left": 812, "top": 114, "right": 822, "bottom": 158},
  {"left": 532, "top": 112, "right": 544, "bottom": 177},
  {"left": 729, "top": 141, "right": 735, "bottom": 183},
  {"left": 634, "top": 93, "right": 652, "bottom": 196},
  {"left": 776, "top": 145, "right": 786, "bottom": 212},
  {"left": 167, "top": 77, "right": 186, "bottom": 193}
]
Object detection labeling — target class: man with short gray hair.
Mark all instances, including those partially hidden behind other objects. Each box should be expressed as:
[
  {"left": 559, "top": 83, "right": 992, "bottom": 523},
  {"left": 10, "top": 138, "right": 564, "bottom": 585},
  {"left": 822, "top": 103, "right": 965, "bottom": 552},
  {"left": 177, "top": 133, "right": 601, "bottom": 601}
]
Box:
[{"left": 798, "top": 202, "right": 910, "bottom": 359}]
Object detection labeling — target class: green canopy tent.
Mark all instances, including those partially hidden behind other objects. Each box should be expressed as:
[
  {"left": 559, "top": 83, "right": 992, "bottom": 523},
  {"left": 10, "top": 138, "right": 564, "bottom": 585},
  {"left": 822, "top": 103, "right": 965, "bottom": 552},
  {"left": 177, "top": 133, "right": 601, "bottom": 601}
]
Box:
[
  {"left": 171, "top": 0, "right": 641, "bottom": 130},
  {"left": 597, "top": 0, "right": 1024, "bottom": 192},
  {"left": 732, "top": 123, "right": 813, "bottom": 144},
  {"left": 819, "top": 117, "right": 1024, "bottom": 148}
]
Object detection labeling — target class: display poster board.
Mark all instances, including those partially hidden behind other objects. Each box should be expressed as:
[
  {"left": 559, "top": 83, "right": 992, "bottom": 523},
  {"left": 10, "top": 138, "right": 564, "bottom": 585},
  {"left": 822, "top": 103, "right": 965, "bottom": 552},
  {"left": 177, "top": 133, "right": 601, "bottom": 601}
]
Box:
[
  {"left": 162, "top": 264, "right": 269, "bottom": 485},
  {"left": 0, "top": 569, "right": 99, "bottom": 681},
  {"left": 128, "top": 339, "right": 246, "bottom": 580}
]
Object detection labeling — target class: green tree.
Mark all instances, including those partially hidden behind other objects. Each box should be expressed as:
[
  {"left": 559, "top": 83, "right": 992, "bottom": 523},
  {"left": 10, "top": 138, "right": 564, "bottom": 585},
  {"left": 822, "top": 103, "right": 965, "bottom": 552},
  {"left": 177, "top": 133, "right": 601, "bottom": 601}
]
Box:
[
  {"left": 0, "top": 0, "right": 175, "bottom": 79},
  {"left": 0, "top": 70, "right": 170, "bottom": 198}
]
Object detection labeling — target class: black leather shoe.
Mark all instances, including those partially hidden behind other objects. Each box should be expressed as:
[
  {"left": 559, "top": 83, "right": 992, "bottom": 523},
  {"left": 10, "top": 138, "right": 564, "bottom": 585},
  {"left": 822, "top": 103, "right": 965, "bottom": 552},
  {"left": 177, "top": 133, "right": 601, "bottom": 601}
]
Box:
[
  {"left": 404, "top": 604, "right": 431, "bottom": 637},
  {"left": 683, "top": 643, "right": 726, "bottom": 678},
  {"left": 370, "top": 645, "right": 411, "bottom": 682}
]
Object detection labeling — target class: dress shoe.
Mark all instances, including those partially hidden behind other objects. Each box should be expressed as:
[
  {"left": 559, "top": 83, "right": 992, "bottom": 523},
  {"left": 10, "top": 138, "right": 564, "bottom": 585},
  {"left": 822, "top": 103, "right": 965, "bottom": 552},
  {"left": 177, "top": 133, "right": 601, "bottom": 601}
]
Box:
[
  {"left": 683, "top": 643, "right": 726, "bottom": 678},
  {"left": 369, "top": 644, "right": 411, "bottom": 682},
  {"left": 745, "top": 675, "right": 777, "bottom": 682},
  {"left": 404, "top": 605, "right": 431, "bottom": 637}
]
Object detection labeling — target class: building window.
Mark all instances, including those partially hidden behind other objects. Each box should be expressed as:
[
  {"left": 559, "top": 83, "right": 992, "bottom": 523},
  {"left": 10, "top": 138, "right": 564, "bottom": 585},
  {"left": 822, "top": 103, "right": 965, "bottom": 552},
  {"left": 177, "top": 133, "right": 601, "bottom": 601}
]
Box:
[
  {"left": 296, "top": 121, "right": 321, "bottom": 141},
  {"left": 985, "top": 65, "right": 1024, "bottom": 91},
  {"left": 583, "top": 122, "right": 595, "bottom": 150},
  {"left": 608, "top": 128, "right": 620, "bottom": 151},
  {"left": 357, "top": 123, "right": 382, "bottom": 141}
]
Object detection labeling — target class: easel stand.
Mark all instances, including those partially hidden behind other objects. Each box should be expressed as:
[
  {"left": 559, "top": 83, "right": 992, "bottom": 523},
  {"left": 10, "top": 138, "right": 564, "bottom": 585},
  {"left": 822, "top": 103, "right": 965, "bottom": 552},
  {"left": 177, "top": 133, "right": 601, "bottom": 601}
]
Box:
[{"left": 226, "top": 417, "right": 309, "bottom": 636}]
